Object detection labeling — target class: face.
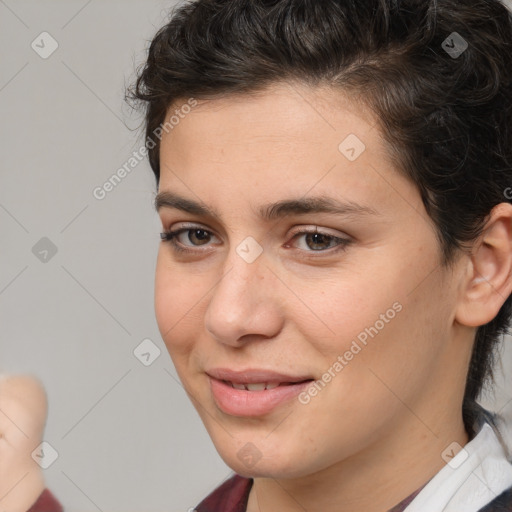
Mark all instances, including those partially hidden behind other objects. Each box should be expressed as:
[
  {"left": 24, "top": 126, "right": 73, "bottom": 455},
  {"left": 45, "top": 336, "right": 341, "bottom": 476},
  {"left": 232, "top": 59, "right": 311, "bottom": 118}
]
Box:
[{"left": 154, "top": 82, "right": 470, "bottom": 479}]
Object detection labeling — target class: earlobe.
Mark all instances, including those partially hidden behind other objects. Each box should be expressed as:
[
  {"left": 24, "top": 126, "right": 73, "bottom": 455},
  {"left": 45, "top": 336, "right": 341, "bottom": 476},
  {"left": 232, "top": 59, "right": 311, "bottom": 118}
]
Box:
[{"left": 455, "top": 203, "right": 512, "bottom": 328}]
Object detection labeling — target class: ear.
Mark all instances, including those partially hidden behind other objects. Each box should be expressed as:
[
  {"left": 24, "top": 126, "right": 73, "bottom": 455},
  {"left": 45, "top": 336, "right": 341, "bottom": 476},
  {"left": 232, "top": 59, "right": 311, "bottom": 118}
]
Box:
[{"left": 455, "top": 203, "right": 512, "bottom": 327}]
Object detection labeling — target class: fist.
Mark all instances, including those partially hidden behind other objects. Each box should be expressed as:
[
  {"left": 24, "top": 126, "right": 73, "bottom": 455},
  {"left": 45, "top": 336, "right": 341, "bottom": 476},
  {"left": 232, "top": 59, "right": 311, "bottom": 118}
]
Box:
[{"left": 0, "top": 374, "right": 47, "bottom": 512}]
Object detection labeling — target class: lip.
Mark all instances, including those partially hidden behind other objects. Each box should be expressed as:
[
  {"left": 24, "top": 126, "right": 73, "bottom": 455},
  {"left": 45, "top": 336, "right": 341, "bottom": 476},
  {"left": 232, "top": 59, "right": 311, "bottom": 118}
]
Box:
[
  {"left": 206, "top": 368, "right": 315, "bottom": 417},
  {"left": 206, "top": 368, "right": 314, "bottom": 384}
]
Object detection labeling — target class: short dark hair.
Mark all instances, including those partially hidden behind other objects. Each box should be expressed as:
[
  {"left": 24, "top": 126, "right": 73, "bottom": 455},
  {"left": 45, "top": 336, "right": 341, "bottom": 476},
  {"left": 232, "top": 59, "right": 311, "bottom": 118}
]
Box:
[{"left": 127, "top": 0, "right": 512, "bottom": 436}]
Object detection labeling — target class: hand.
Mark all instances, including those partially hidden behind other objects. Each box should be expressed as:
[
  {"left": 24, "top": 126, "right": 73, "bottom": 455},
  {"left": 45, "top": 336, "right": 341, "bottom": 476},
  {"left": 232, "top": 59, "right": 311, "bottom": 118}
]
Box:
[{"left": 0, "top": 375, "right": 48, "bottom": 512}]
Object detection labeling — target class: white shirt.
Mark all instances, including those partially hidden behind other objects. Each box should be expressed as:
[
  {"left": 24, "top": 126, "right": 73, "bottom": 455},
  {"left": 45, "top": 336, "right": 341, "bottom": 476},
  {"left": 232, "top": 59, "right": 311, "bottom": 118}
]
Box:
[{"left": 405, "top": 413, "right": 512, "bottom": 512}]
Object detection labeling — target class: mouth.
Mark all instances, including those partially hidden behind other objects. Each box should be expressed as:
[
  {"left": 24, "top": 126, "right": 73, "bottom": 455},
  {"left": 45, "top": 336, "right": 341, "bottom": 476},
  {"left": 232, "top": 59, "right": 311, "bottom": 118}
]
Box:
[
  {"left": 221, "top": 379, "right": 314, "bottom": 391},
  {"left": 206, "top": 370, "right": 316, "bottom": 417},
  {"left": 206, "top": 367, "right": 315, "bottom": 384}
]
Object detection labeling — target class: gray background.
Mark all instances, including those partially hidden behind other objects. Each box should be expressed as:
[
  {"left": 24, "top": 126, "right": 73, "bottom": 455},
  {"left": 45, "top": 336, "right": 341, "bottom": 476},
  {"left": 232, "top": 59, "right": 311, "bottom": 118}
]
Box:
[{"left": 0, "top": 1, "right": 511, "bottom": 511}]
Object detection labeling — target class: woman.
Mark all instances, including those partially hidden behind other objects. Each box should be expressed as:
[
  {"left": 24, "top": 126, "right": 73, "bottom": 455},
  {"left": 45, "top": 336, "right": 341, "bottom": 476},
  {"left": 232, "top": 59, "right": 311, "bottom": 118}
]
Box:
[{"left": 128, "top": 0, "right": 512, "bottom": 510}]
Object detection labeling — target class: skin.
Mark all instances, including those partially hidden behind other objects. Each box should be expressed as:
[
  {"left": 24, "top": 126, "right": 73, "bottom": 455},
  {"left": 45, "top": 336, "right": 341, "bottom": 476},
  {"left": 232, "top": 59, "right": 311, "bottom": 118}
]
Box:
[
  {"left": 0, "top": 375, "right": 47, "bottom": 512},
  {"left": 154, "top": 82, "right": 512, "bottom": 512}
]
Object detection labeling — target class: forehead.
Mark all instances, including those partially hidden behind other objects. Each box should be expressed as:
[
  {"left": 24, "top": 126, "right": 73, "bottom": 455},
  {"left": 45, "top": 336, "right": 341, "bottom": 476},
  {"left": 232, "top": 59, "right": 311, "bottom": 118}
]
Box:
[
  {"left": 157, "top": 82, "right": 420, "bottom": 223},
  {"left": 163, "top": 82, "right": 377, "bottom": 151}
]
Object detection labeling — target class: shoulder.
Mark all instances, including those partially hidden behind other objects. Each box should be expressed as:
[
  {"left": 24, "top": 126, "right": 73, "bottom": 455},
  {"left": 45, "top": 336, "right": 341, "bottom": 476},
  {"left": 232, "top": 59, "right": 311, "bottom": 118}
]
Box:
[
  {"left": 478, "top": 486, "right": 512, "bottom": 512},
  {"left": 195, "top": 474, "right": 253, "bottom": 512}
]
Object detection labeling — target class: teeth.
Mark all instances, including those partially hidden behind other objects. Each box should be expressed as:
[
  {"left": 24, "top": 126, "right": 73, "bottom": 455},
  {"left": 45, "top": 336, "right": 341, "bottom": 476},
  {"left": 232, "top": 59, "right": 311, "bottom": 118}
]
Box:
[
  {"left": 245, "top": 383, "right": 267, "bottom": 391},
  {"left": 228, "top": 381, "right": 281, "bottom": 391}
]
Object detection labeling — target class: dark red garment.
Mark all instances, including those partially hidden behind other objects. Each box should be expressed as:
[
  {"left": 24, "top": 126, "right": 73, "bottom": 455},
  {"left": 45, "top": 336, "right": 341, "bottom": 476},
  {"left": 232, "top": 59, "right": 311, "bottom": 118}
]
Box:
[
  {"left": 27, "top": 489, "right": 63, "bottom": 512},
  {"left": 194, "top": 474, "right": 425, "bottom": 512},
  {"left": 196, "top": 475, "right": 252, "bottom": 512}
]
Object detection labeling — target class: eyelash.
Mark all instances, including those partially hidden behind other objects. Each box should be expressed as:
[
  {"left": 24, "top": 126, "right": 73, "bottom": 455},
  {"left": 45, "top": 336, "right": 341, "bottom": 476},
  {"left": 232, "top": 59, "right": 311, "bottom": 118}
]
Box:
[{"left": 159, "top": 226, "right": 352, "bottom": 257}]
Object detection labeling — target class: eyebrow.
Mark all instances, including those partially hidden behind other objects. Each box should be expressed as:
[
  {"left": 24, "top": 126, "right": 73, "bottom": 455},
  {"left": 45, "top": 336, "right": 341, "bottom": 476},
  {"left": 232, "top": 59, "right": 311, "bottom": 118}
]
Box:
[{"left": 155, "top": 191, "right": 379, "bottom": 221}]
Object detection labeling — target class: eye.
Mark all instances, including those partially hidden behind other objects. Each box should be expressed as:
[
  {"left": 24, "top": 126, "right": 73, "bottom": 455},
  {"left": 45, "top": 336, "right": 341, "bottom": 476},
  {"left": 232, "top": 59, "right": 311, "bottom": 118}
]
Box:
[
  {"left": 287, "top": 228, "right": 352, "bottom": 255},
  {"left": 160, "top": 226, "right": 218, "bottom": 253},
  {"left": 160, "top": 224, "right": 351, "bottom": 257}
]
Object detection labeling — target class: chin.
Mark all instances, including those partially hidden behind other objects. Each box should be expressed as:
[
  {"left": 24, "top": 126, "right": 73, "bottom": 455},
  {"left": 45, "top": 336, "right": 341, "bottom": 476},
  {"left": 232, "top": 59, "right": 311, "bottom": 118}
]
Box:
[{"left": 215, "top": 441, "right": 314, "bottom": 480}]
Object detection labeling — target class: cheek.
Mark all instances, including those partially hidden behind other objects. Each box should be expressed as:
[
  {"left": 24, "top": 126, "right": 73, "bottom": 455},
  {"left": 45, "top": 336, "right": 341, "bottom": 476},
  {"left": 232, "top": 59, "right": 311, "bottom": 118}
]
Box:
[
  {"left": 293, "top": 253, "right": 448, "bottom": 382},
  {"left": 154, "top": 251, "right": 205, "bottom": 355},
  {"left": 289, "top": 267, "right": 401, "bottom": 354}
]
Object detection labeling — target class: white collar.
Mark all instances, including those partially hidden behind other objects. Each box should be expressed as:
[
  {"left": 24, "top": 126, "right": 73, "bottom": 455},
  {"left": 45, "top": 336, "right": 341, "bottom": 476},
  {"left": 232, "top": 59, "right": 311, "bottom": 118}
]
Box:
[{"left": 404, "top": 417, "right": 512, "bottom": 512}]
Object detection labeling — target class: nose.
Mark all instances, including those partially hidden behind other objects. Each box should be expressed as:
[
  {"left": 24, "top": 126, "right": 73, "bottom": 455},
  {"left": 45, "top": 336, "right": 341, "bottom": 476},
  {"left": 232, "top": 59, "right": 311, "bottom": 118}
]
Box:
[{"left": 204, "top": 246, "right": 284, "bottom": 347}]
